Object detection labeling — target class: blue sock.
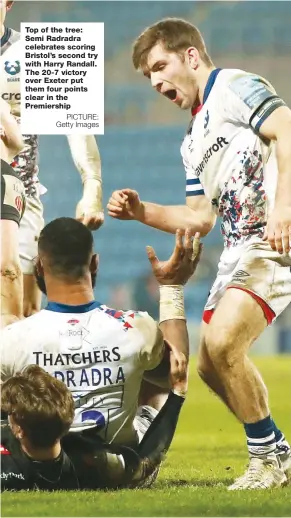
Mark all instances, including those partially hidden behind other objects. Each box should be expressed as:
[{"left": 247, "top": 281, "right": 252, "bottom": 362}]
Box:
[
  {"left": 272, "top": 419, "right": 284, "bottom": 443},
  {"left": 244, "top": 415, "right": 276, "bottom": 457}
]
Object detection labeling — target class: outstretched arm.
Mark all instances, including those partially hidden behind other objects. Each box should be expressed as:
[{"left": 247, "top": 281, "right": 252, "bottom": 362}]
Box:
[
  {"left": 108, "top": 189, "right": 216, "bottom": 236},
  {"left": 67, "top": 135, "right": 104, "bottom": 230}
]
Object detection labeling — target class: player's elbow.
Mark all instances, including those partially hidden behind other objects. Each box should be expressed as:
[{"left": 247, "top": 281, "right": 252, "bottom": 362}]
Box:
[{"left": 196, "top": 213, "right": 216, "bottom": 237}]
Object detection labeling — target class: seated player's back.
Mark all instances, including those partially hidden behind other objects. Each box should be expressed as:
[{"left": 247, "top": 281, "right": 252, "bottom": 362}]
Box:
[{"left": 1, "top": 301, "right": 163, "bottom": 445}]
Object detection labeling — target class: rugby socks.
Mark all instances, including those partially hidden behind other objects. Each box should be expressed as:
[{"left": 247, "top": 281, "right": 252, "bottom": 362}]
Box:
[
  {"left": 244, "top": 415, "right": 276, "bottom": 458},
  {"left": 272, "top": 419, "right": 291, "bottom": 455}
]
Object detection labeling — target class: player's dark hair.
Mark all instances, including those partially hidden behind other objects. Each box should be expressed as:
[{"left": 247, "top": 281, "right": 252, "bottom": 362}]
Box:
[
  {"left": 1, "top": 365, "right": 74, "bottom": 448},
  {"left": 38, "top": 217, "right": 94, "bottom": 279},
  {"left": 133, "top": 18, "right": 212, "bottom": 71}
]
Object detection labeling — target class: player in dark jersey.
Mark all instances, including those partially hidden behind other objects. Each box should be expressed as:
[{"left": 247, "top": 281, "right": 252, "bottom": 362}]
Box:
[{"left": 1, "top": 346, "right": 187, "bottom": 491}]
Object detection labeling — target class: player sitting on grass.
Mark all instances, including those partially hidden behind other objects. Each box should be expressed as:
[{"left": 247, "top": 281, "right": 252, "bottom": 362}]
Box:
[
  {"left": 1, "top": 232, "right": 195, "bottom": 490},
  {"left": 0, "top": 212, "right": 201, "bottom": 488}
]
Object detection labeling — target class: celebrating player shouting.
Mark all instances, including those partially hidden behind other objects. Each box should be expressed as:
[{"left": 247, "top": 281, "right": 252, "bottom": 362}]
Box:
[{"left": 107, "top": 18, "right": 291, "bottom": 490}]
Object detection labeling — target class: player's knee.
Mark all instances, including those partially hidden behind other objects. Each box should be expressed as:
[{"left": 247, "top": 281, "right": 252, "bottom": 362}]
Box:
[
  {"left": 196, "top": 351, "right": 214, "bottom": 382},
  {"left": 204, "top": 327, "right": 240, "bottom": 370}
]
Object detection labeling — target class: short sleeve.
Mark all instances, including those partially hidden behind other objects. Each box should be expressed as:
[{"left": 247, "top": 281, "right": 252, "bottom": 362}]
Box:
[
  {"left": 224, "top": 73, "right": 286, "bottom": 132},
  {"left": 183, "top": 156, "right": 205, "bottom": 197},
  {"left": 127, "top": 311, "right": 165, "bottom": 371}
]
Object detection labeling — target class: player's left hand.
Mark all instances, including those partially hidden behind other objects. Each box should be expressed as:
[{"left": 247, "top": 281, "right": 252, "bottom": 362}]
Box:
[
  {"left": 167, "top": 341, "right": 188, "bottom": 397},
  {"left": 146, "top": 229, "right": 202, "bottom": 285},
  {"left": 263, "top": 206, "right": 291, "bottom": 255},
  {"left": 75, "top": 197, "right": 104, "bottom": 230}
]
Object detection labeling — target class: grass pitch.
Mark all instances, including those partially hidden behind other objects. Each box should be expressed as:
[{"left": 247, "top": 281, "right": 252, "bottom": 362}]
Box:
[{"left": 2, "top": 356, "right": 291, "bottom": 517}]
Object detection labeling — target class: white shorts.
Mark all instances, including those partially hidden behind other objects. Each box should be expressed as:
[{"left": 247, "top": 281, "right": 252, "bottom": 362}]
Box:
[
  {"left": 204, "top": 238, "right": 291, "bottom": 325},
  {"left": 19, "top": 188, "right": 44, "bottom": 275}
]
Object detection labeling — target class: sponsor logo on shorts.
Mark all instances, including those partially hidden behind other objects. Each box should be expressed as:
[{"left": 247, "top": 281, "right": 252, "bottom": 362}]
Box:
[{"left": 231, "top": 270, "right": 250, "bottom": 283}]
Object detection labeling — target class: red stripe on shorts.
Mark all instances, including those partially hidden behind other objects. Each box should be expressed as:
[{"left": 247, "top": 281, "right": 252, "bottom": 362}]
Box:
[{"left": 202, "top": 287, "right": 275, "bottom": 325}]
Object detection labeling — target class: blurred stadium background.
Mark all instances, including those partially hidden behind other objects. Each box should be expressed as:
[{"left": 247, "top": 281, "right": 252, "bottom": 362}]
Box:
[{"left": 8, "top": 1, "right": 291, "bottom": 354}]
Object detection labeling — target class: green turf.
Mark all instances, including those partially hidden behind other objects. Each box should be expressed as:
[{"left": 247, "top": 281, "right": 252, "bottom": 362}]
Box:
[{"left": 2, "top": 356, "right": 291, "bottom": 517}]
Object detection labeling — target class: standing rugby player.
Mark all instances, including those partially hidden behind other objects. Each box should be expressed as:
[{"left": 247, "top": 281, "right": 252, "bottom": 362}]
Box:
[
  {"left": 1, "top": 96, "right": 25, "bottom": 326},
  {"left": 1, "top": 0, "right": 103, "bottom": 317},
  {"left": 107, "top": 18, "right": 291, "bottom": 489}
]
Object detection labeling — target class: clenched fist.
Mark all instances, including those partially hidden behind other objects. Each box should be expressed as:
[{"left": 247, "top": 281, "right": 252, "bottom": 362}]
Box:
[
  {"left": 76, "top": 181, "right": 104, "bottom": 230},
  {"left": 107, "top": 188, "right": 143, "bottom": 221}
]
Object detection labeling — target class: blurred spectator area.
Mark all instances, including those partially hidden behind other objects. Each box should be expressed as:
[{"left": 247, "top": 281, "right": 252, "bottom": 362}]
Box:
[{"left": 7, "top": 1, "right": 291, "bottom": 350}]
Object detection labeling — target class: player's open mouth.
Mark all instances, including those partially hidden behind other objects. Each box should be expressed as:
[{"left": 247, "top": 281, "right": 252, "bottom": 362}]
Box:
[{"left": 164, "top": 89, "right": 177, "bottom": 101}]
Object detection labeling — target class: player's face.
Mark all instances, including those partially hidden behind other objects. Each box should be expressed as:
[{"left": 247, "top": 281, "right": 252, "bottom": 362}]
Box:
[{"left": 144, "top": 43, "right": 198, "bottom": 110}]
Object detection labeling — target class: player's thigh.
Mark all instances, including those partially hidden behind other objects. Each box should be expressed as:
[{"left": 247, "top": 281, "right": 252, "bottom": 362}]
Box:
[
  {"left": 197, "top": 321, "right": 216, "bottom": 376},
  {"left": 19, "top": 193, "right": 44, "bottom": 316},
  {"left": 1, "top": 220, "right": 23, "bottom": 325},
  {"left": 1, "top": 219, "right": 20, "bottom": 266},
  {"left": 205, "top": 287, "right": 267, "bottom": 365},
  {"left": 205, "top": 240, "right": 291, "bottom": 362},
  {"left": 228, "top": 240, "right": 291, "bottom": 321}
]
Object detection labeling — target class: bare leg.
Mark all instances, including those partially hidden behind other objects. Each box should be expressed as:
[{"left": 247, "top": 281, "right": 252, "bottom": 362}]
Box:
[
  {"left": 1, "top": 220, "right": 23, "bottom": 327},
  {"left": 204, "top": 288, "right": 268, "bottom": 423}
]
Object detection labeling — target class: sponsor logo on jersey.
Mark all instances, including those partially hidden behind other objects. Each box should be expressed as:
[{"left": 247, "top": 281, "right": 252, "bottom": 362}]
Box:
[
  {"left": 14, "top": 195, "right": 23, "bottom": 213},
  {"left": 67, "top": 319, "right": 80, "bottom": 326},
  {"left": 2, "top": 92, "right": 21, "bottom": 102},
  {"left": 204, "top": 110, "right": 210, "bottom": 129},
  {"left": 204, "top": 110, "right": 210, "bottom": 137},
  {"left": 195, "top": 137, "right": 229, "bottom": 177},
  {"left": 4, "top": 60, "right": 20, "bottom": 76},
  {"left": 0, "top": 445, "right": 11, "bottom": 455}
]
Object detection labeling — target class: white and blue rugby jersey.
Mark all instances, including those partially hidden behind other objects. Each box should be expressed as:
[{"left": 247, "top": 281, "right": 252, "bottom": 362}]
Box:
[
  {"left": 182, "top": 68, "right": 285, "bottom": 248},
  {"left": 0, "top": 301, "right": 164, "bottom": 445}
]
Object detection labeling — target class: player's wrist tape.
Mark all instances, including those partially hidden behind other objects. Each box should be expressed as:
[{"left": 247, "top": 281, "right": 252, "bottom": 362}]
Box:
[
  {"left": 171, "top": 389, "right": 187, "bottom": 399},
  {"left": 159, "top": 285, "right": 185, "bottom": 323},
  {"left": 67, "top": 135, "right": 102, "bottom": 184}
]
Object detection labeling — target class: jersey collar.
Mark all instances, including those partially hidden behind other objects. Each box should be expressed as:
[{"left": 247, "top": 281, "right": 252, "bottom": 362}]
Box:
[
  {"left": 191, "top": 68, "right": 222, "bottom": 116},
  {"left": 46, "top": 300, "right": 102, "bottom": 313},
  {"left": 1, "top": 27, "right": 11, "bottom": 47}
]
